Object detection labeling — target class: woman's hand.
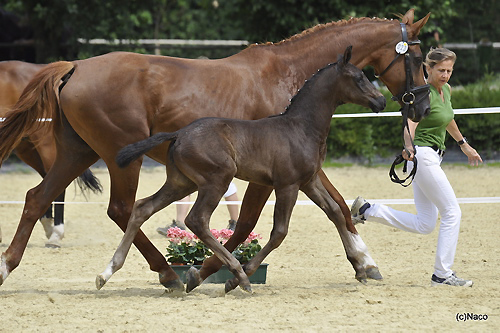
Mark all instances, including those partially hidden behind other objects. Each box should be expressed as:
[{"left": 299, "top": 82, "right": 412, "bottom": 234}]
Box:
[
  {"left": 402, "top": 148, "right": 415, "bottom": 161},
  {"left": 461, "top": 143, "right": 483, "bottom": 166}
]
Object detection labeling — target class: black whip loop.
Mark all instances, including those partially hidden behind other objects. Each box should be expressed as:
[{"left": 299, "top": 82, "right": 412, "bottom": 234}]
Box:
[{"left": 389, "top": 103, "right": 417, "bottom": 187}]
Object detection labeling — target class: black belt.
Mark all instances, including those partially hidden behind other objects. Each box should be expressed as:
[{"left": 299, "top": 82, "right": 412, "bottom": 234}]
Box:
[{"left": 431, "top": 145, "right": 446, "bottom": 157}]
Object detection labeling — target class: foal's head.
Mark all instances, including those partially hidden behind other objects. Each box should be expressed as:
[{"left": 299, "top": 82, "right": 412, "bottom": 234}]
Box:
[{"left": 336, "top": 46, "right": 386, "bottom": 113}]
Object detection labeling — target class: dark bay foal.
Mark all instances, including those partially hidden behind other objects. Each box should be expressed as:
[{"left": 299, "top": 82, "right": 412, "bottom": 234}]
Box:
[{"left": 97, "top": 46, "right": 386, "bottom": 293}]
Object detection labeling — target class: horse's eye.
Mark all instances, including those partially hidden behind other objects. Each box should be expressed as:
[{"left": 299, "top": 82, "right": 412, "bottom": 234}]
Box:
[{"left": 414, "top": 56, "right": 423, "bottom": 66}]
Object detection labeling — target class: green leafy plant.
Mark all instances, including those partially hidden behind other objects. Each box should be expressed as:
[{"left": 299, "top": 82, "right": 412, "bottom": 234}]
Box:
[
  {"left": 165, "top": 227, "right": 262, "bottom": 265},
  {"left": 232, "top": 239, "right": 262, "bottom": 264}
]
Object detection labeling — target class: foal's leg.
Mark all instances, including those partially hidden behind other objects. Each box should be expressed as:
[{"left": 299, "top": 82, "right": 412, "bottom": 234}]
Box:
[
  {"left": 186, "top": 183, "right": 273, "bottom": 292},
  {"left": 104, "top": 161, "right": 184, "bottom": 291},
  {"left": 301, "top": 176, "right": 382, "bottom": 283},
  {"left": 97, "top": 180, "right": 194, "bottom": 291},
  {"left": 225, "top": 184, "right": 299, "bottom": 293},
  {"left": 186, "top": 187, "right": 252, "bottom": 293}
]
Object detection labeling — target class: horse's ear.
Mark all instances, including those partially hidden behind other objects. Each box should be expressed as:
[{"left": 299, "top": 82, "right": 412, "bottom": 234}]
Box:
[
  {"left": 411, "top": 12, "right": 431, "bottom": 36},
  {"left": 343, "top": 45, "right": 352, "bottom": 64},
  {"left": 401, "top": 9, "right": 415, "bottom": 24}
]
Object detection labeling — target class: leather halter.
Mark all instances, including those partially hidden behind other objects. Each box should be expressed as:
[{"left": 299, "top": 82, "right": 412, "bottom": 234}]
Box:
[
  {"left": 375, "top": 22, "right": 430, "bottom": 106},
  {"left": 377, "top": 23, "right": 430, "bottom": 187}
]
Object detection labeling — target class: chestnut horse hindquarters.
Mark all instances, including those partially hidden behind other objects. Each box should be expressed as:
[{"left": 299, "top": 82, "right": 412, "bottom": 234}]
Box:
[{"left": 0, "top": 61, "right": 75, "bottom": 164}]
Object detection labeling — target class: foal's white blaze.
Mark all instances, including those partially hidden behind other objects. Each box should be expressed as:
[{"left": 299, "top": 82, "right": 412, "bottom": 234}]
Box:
[{"left": 347, "top": 232, "right": 377, "bottom": 268}]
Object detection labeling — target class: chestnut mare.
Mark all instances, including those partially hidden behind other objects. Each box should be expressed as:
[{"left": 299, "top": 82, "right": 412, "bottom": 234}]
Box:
[
  {"left": 0, "top": 10, "right": 430, "bottom": 289},
  {"left": 0, "top": 61, "right": 102, "bottom": 247},
  {"left": 98, "top": 46, "right": 386, "bottom": 293}
]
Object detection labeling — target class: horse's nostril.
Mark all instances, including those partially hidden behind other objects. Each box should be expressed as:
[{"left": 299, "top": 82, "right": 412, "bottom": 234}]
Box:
[{"left": 424, "top": 107, "right": 431, "bottom": 117}]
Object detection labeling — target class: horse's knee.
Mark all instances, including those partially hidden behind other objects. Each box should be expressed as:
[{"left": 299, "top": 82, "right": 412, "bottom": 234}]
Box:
[
  {"left": 107, "top": 201, "right": 132, "bottom": 224},
  {"left": 269, "top": 226, "right": 288, "bottom": 247},
  {"left": 24, "top": 188, "right": 49, "bottom": 222},
  {"left": 184, "top": 216, "right": 203, "bottom": 235}
]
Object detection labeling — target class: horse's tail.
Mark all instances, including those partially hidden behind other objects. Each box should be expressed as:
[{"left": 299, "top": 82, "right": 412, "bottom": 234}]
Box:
[
  {"left": 0, "top": 61, "right": 75, "bottom": 165},
  {"left": 76, "top": 169, "right": 103, "bottom": 195},
  {"left": 116, "top": 132, "right": 178, "bottom": 168}
]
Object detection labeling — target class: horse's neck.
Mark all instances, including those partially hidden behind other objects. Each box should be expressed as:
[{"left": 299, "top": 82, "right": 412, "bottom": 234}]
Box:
[
  {"left": 251, "top": 20, "right": 398, "bottom": 88},
  {"left": 283, "top": 68, "right": 339, "bottom": 140}
]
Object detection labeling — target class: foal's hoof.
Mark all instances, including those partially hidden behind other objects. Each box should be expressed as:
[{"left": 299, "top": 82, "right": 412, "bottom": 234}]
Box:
[
  {"left": 96, "top": 275, "right": 106, "bottom": 290},
  {"left": 186, "top": 266, "right": 202, "bottom": 293},
  {"left": 225, "top": 277, "right": 252, "bottom": 294},
  {"left": 355, "top": 271, "right": 368, "bottom": 285},
  {"left": 366, "top": 266, "right": 383, "bottom": 280},
  {"left": 225, "top": 278, "right": 239, "bottom": 293},
  {"left": 160, "top": 277, "right": 185, "bottom": 293}
]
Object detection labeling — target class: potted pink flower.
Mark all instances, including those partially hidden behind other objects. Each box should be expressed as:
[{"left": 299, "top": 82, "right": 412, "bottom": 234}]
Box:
[{"left": 165, "top": 227, "right": 267, "bottom": 284}]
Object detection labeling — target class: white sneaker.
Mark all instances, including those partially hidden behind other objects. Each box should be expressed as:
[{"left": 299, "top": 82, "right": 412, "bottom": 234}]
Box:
[
  {"left": 431, "top": 272, "right": 473, "bottom": 287},
  {"left": 350, "top": 196, "right": 371, "bottom": 225}
]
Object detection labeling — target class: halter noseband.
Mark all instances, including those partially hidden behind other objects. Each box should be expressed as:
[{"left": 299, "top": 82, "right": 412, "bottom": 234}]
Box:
[{"left": 378, "top": 23, "right": 430, "bottom": 187}]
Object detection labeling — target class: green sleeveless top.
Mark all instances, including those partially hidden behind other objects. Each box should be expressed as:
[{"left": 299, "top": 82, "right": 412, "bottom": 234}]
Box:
[{"left": 413, "top": 83, "right": 454, "bottom": 150}]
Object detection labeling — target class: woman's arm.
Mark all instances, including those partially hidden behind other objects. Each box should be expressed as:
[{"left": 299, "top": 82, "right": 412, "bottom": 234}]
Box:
[
  {"left": 446, "top": 119, "right": 483, "bottom": 166},
  {"left": 402, "top": 119, "right": 418, "bottom": 161}
]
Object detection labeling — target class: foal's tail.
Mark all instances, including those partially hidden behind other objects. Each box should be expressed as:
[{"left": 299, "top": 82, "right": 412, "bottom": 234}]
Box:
[
  {"left": 116, "top": 132, "right": 178, "bottom": 168},
  {"left": 0, "top": 61, "right": 75, "bottom": 165}
]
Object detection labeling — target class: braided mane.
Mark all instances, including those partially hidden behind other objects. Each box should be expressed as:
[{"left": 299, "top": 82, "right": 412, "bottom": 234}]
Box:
[{"left": 250, "top": 16, "right": 396, "bottom": 48}]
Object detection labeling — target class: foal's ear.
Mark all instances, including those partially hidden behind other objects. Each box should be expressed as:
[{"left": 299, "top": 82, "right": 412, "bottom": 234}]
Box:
[
  {"left": 343, "top": 45, "right": 352, "bottom": 64},
  {"left": 337, "top": 45, "right": 352, "bottom": 67}
]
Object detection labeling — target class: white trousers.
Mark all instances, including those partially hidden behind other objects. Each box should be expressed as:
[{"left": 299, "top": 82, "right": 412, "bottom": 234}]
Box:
[
  {"left": 223, "top": 181, "right": 237, "bottom": 198},
  {"left": 364, "top": 146, "right": 461, "bottom": 278}
]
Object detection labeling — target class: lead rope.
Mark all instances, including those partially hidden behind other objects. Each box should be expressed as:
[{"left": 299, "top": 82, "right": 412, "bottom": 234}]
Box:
[{"left": 389, "top": 103, "right": 417, "bottom": 187}]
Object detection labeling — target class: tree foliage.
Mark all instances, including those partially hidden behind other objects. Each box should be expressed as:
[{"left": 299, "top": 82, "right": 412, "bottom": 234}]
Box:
[{"left": 3, "top": 0, "right": 496, "bottom": 62}]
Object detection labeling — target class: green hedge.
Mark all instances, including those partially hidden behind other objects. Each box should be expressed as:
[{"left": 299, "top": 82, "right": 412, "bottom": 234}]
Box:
[{"left": 327, "top": 74, "right": 500, "bottom": 163}]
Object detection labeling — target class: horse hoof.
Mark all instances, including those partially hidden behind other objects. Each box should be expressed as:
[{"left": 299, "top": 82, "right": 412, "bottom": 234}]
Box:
[
  {"left": 0, "top": 255, "right": 9, "bottom": 286},
  {"left": 355, "top": 271, "right": 368, "bottom": 284},
  {"left": 161, "top": 278, "right": 185, "bottom": 293},
  {"left": 241, "top": 284, "right": 253, "bottom": 293},
  {"left": 186, "top": 266, "right": 202, "bottom": 293},
  {"left": 45, "top": 241, "right": 61, "bottom": 248},
  {"left": 224, "top": 278, "right": 240, "bottom": 293},
  {"left": 96, "top": 275, "right": 106, "bottom": 290},
  {"left": 40, "top": 217, "right": 54, "bottom": 239},
  {"left": 45, "top": 224, "right": 64, "bottom": 248},
  {"left": 366, "top": 266, "right": 383, "bottom": 280}
]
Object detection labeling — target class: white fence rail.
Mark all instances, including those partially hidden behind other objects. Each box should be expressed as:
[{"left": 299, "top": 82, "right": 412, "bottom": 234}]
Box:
[
  {"left": 332, "top": 107, "right": 500, "bottom": 118},
  {"left": 3, "top": 107, "right": 499, "bottom": 123}
]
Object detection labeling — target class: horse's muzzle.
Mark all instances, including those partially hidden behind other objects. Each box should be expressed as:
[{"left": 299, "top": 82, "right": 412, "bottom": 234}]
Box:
[{"left": 369, "top": 96, "right": 386, "bottom": 113}]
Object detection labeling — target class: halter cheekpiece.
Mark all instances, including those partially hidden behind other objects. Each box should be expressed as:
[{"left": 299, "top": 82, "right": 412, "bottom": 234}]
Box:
[{"left": 380, "top": 23, "right": 430, "bottom": 187}]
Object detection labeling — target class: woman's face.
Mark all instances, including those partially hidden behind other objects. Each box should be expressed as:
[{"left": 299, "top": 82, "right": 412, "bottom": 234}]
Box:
[{"left": 426, "top": 59, "right": 454, "bottom": 90}]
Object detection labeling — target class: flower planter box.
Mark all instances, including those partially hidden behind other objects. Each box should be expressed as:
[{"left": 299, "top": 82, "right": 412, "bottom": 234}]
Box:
[{"left": 171, "top": 263, "right": 268, "bottom": 284}]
